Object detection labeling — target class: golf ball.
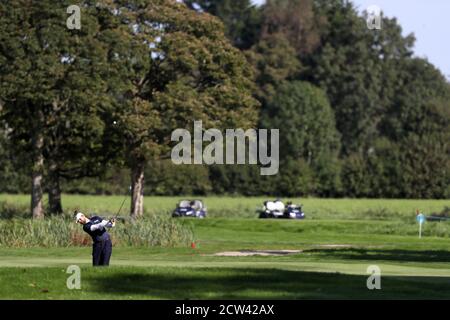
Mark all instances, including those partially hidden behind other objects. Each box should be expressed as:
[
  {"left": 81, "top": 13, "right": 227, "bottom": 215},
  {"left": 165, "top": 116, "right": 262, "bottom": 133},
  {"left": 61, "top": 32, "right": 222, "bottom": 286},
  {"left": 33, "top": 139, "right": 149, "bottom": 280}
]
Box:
[{"left": 113, "top": 121, "right": 117, "bottom": 125}]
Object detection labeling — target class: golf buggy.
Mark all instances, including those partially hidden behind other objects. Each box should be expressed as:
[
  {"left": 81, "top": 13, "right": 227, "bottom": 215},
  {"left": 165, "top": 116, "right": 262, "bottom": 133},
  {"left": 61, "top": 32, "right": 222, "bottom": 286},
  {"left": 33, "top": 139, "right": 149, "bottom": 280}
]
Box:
[
  {"left": 258, "top": 199, "right": 305, "bottom": 219},
  {"left": 172, "top": 199, "right": 207, "bottom": 218}
]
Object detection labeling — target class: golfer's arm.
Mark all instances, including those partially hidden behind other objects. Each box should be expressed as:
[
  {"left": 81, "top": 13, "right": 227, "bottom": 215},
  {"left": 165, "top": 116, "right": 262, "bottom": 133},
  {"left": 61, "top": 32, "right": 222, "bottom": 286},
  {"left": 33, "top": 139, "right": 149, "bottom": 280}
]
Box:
[{"left": 90, "top": 220, "right": 113, "bottom": 231}]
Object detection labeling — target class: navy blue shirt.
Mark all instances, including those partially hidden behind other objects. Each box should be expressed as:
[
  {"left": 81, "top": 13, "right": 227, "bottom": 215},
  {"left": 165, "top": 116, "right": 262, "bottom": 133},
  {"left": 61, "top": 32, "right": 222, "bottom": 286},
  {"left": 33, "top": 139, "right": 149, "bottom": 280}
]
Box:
[{"left": 83, "top": 216, "right": 111, "bottom": 243}]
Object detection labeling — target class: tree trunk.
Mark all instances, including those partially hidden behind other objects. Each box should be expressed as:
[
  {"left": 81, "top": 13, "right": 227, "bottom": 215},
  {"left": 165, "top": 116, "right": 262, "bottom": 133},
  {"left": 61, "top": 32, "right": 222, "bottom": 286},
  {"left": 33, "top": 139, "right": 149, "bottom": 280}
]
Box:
[
  {"left": 31, "top": 168, "right": 44, "bottom": 219},
  {"left": 31, "top": 111, "right": 45, "bottom": 219},
  {"left": 130, "top": 161, "right": 145, "bottom": 219},
  {"left": 48, "top": 161, "right": 63, "bottom": 214}
]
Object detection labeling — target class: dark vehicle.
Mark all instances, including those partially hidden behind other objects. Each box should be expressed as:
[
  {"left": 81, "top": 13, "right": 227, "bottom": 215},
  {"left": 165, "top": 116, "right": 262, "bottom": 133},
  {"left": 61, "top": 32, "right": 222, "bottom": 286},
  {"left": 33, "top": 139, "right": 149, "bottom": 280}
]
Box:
[
  {"left": 258, "top": 200, "right": 305, "bottom": 219},
  {"left": 172, "top": 200, "right": 207, "bottom": 218}
]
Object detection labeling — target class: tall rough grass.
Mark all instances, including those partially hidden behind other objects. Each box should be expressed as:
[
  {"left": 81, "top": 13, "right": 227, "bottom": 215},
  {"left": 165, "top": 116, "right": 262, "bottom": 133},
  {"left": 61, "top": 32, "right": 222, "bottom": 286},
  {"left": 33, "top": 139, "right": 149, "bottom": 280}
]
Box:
[
  {"left": 0, "top": 201, "right": 29, "bottom": 219},
  {"left": 0, "top": 215, "right": 195, "bottom": 248},
  {"left": 114, "top": 215, "right": 195, "bottom": 247}
]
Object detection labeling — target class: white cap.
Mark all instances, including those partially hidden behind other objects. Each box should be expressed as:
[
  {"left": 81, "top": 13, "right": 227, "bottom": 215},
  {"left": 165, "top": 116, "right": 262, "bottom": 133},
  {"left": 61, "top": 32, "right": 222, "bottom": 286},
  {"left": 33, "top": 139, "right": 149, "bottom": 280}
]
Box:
[{"left": 75, "top": 212, "right": 85, "bottom": 223}]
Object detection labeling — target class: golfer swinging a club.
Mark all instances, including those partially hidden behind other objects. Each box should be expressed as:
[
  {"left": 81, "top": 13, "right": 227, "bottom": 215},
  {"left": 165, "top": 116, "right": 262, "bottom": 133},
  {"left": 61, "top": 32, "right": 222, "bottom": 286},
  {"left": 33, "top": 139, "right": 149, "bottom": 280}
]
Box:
[{"left": 74, "top": 211, "right": 116, "bottom": 266}]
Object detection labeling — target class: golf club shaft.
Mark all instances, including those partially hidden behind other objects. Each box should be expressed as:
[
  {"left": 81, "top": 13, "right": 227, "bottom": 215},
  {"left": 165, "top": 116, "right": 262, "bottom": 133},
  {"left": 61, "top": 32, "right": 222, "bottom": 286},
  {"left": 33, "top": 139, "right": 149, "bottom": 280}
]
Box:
[
  {"left": 114, "top": 197, "right": 127, "bottom": 219},
  {"left": 113, "top": 186, "right": 131, "bottom": 219}
]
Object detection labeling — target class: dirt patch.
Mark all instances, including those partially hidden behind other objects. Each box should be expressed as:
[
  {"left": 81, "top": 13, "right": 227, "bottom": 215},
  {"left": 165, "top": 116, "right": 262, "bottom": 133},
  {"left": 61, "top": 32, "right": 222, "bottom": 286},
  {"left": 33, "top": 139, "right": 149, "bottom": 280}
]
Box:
[{"left": 213, "top": 250, "right": 302, "bottom": 257}]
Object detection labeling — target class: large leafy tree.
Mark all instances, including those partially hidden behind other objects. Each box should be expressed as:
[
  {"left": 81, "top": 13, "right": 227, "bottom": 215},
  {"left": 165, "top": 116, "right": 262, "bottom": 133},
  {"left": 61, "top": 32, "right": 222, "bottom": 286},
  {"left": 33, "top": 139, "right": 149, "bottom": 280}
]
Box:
[
  {"left": 309, "top": 0, "right": 416, "bottom": 155},
  {"left": 0, "top": 1, "right": 115, "bottom": 216},
  {"left": 260, "top": 0, "right": 323, "bottom": 57},
  {"left": 245, "top": 0, "right": 323, "bottom": 105},
  {"left": 0, "top": 124, "right": 29, "bottom": 193},
  {"left": 340, "top": 58, "right": 450, "bottom": 198},
  {"left": 380, "top": 59, "right": 450, "bottom": 198},
  {"left": 261, "top": 81, "right": 340, "bottom": 163},
  {"left": 184, "top": 0, "right": 262, "bottom": 49},
  {"left": 308, "top": 0, "right": 450, "bottom": 198},
  {"left": 99, "top": 0, "right": 259, "bottom": 217},
  {"left": 246, "top": 33, "right": 302, "bottom": 106},
  {"left": 261, "top": 81, "right": 341, "bottom": 195}
]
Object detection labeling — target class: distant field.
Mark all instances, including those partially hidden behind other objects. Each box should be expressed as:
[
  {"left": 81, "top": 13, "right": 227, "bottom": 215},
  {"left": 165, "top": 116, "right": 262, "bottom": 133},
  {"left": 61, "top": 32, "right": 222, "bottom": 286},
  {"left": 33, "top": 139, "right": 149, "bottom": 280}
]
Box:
[
  {"left": 0, "top": 194, "right": 449, "bottom": 299},
  {"left": 0, "top": 194, "right": 448, "bottom": 220}
]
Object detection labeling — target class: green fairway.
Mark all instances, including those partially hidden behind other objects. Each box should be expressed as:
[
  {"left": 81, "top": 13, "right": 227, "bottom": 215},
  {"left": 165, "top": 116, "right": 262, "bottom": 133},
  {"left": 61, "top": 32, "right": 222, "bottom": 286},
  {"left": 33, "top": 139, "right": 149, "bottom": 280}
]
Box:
[
  {"left": 2, "top": 244, "right": 450, "bottom": 299},
  {"left": 3, "top": 264, "right": 450, "bottom": 299},
  {"left": 0, "top": 195, "right": 449, "bottom": 299}
]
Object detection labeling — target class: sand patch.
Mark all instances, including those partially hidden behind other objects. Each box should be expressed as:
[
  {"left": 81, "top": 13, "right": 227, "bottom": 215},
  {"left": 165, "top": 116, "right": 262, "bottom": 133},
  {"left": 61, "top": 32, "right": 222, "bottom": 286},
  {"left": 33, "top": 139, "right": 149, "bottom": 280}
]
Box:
[
  {"left": 213, "top": 250, "right": 302, "bottom": 257},
  {"left": 312, "top": 244, "right": 353, "bottom": 248}
]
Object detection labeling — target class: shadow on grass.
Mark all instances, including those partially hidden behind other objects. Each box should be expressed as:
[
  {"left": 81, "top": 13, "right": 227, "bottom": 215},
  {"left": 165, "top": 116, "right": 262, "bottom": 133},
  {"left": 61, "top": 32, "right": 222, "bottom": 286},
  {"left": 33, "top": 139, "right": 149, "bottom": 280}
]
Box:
[
  {"left": 88, "top": 267, "right": 450, "bottom": 299},
  {"left": 303, "top": 248, "right": 450, "bottom": 263}
]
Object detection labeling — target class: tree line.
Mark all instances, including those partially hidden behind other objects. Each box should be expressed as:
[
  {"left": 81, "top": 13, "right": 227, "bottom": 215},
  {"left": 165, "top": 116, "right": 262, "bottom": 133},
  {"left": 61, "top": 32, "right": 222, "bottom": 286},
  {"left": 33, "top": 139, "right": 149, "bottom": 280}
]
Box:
[
  {"left": 181, "top": 0, "right": 450, "bottom": 199},
  {"left": 0, "top": 0, "right": 449, "bottom": 219}
]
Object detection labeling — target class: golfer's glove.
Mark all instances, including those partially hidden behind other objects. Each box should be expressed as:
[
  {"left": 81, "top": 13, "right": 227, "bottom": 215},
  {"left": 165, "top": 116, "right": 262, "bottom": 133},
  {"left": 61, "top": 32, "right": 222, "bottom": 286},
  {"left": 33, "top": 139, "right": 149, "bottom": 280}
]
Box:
[{"left": 109, "top": 218, "right": 116, "bottom": 228}]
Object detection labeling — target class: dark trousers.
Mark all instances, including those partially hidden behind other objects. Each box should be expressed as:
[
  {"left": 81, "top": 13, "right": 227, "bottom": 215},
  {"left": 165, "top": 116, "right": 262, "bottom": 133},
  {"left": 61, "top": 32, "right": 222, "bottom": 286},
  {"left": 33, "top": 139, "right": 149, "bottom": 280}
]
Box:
[{"left": 92, "top": 239, "right": 112, "bottom": 266}]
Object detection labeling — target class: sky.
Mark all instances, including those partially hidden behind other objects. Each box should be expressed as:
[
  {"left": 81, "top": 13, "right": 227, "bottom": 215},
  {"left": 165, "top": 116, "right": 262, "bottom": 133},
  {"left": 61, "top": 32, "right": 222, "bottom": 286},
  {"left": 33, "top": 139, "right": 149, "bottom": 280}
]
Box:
[{"left": 251, "top": 0, "right": 450, "bottom": 80}]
